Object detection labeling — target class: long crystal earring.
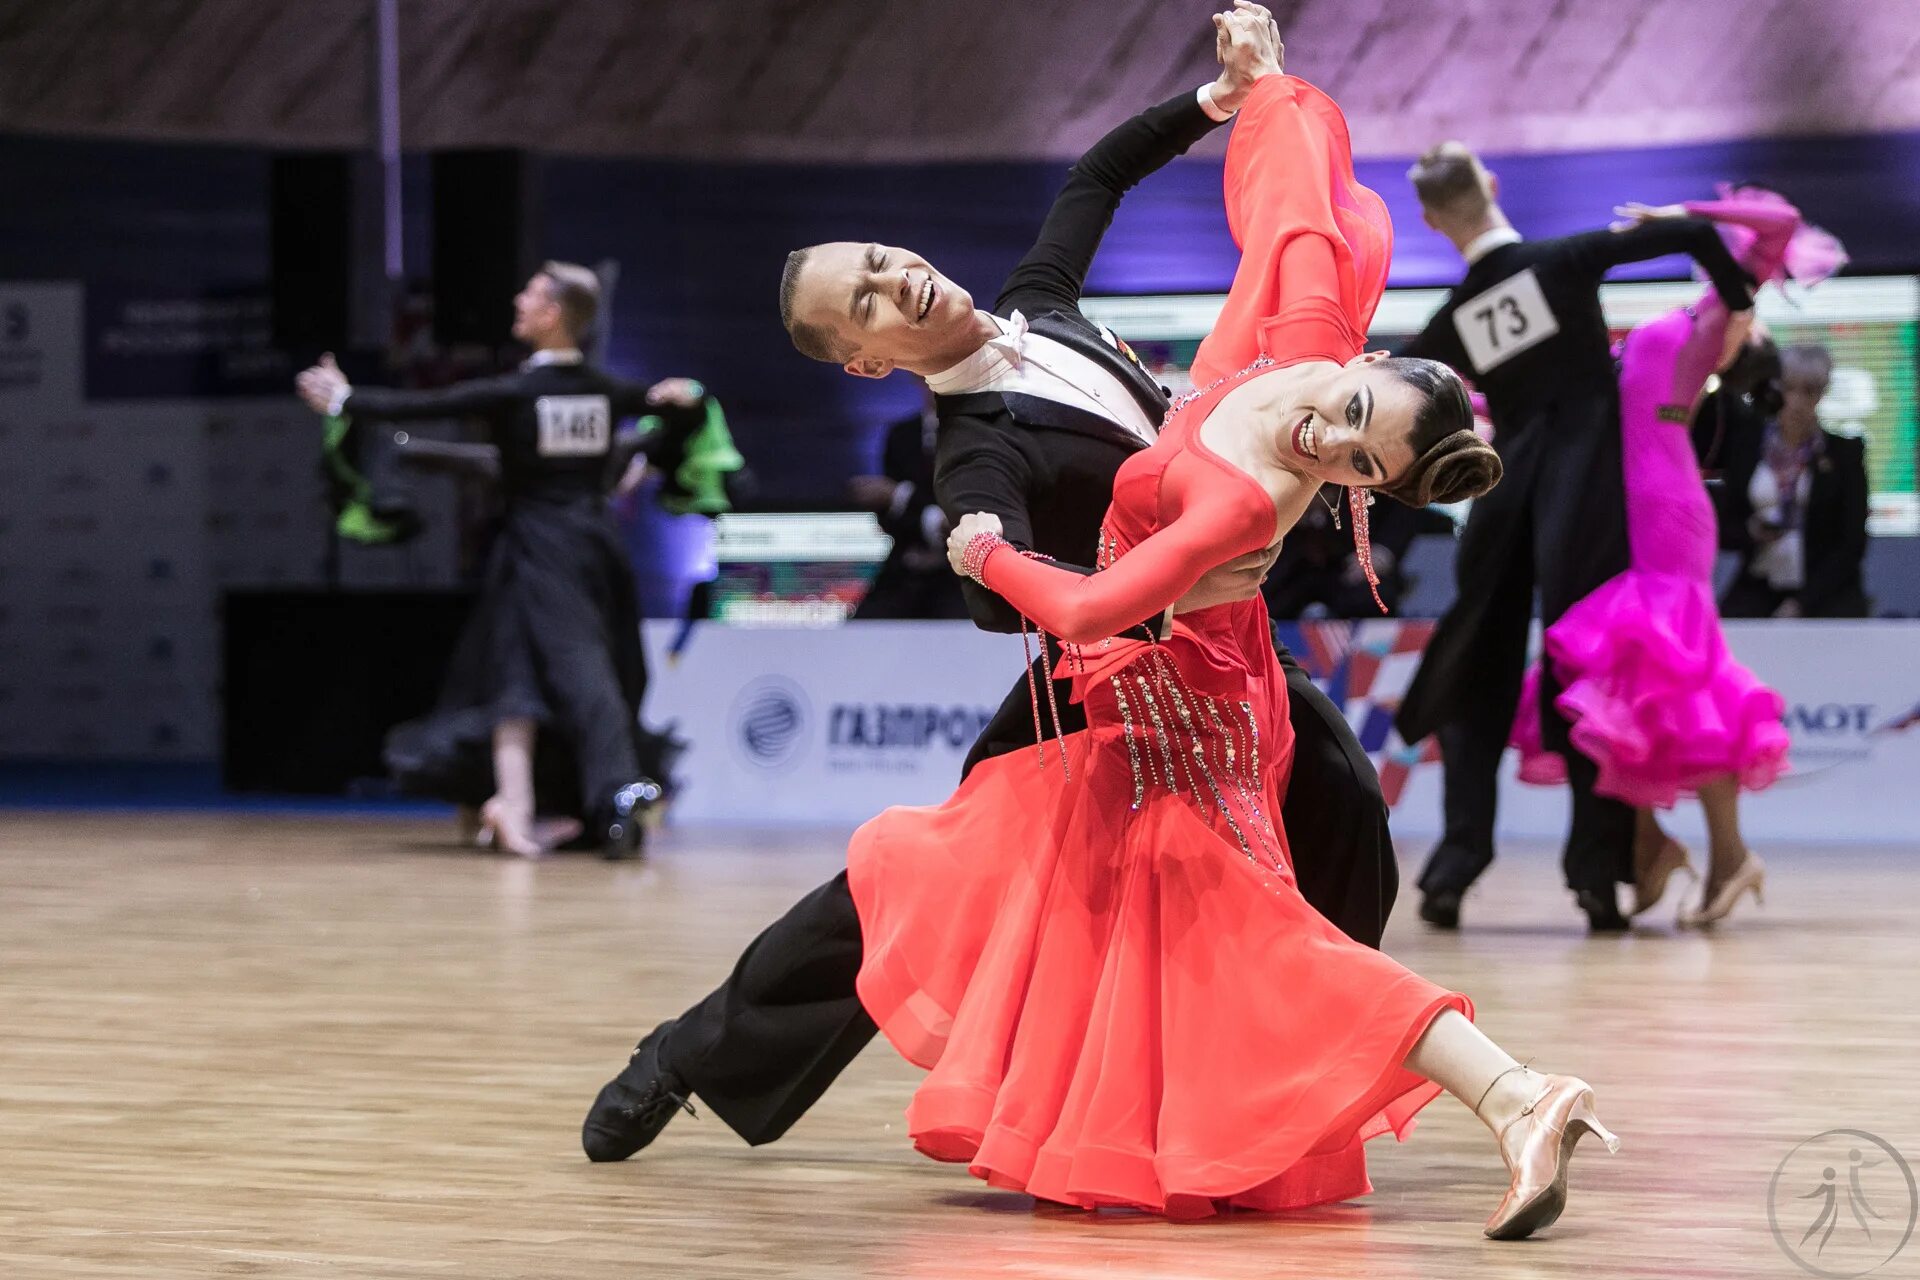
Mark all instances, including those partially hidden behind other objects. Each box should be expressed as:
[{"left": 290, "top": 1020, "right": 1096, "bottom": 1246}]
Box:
[{"left": 1350, "top": 487, "right": 1387, "bottom": 614}]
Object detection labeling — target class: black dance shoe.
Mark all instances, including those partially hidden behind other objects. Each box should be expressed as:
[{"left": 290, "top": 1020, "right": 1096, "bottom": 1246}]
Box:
[
  {"left": 582, "top": 1022, "right": 696, "bottom": 1162},
  {"left": 599, "top": 778, "right": 663, "bottom": 861},
  {"left": 1576, "top": 887, "right": 1631, "bottom": 934},
  {"left": 1419, "top": 889, "right": 1463, "bottom": 930}
]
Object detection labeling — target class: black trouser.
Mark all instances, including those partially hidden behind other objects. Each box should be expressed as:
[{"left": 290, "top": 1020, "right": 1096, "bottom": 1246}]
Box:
[
  {"left": 660, "top": 872, "right": 873, "bottom": 1145},
  {"left": 513, "top": 507, "right": 647, "bottom": 809},
  {"left": 1398, "top": 400, "right": 1635, "bottom": 897},
  {"left": 657, "top": 636, "right": 1397, "bottom": 1145}
]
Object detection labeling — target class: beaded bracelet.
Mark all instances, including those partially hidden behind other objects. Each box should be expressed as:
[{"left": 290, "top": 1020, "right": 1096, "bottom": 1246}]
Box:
[{"left": 960, "top": 531, "right": 1008, "bottom": 584}]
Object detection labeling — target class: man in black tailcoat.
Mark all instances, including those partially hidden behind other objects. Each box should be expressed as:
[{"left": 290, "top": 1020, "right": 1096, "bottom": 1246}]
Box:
[
  {"left": 581, "top": 5, "right": 1396, "bottom": 1159},
  {"left": 1391, "top": 144, "right": 1756, "bottom": 930},
  {"left": 297, "top": 263, "right": 673, "bottom": 859}
]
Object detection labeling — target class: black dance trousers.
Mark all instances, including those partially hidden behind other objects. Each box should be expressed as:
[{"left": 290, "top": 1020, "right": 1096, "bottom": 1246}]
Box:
[
  {"left": 507, "top": 505, "right": 647, "bottom": 807},
  {"left": 1396, "top": 399, "right": 1635, "bottom": 896},
  {"left": 658, "top": 637, "right": 1397, "bottom": 1145},
  {"left": 382, "top": 503, "right": 647, "bottom": 816}
]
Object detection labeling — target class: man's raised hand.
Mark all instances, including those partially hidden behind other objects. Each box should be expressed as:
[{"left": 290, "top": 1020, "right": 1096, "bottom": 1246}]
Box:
[{"left": 1210, "top": 2, "right": 1284, "bottom": 115}]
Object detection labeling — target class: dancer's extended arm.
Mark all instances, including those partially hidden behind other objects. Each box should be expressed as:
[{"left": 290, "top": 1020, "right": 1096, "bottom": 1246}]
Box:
[
  {"left": 935, "top": 414, "right": 1167, "bottom": 640},
  {"left": 1628, "top": 195, "right": 1807, "bottom": 405},
  {"left": 1189, "top": 74, "right": 1388, "bottom": 386},
  {"left": 957, "top": 475, "right": 1279, "bottom": 646},
  {"left": 1561, "top": 216, "right": 1755, "bottom": 312},
  {"left": 337, "top": 377, "right": 517, "bottom": 423}
]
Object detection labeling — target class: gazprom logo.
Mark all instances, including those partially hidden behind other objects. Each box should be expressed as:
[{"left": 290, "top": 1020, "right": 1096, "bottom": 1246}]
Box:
[{"left": 730, "top": 676, "right": 810, "bottom": 770}]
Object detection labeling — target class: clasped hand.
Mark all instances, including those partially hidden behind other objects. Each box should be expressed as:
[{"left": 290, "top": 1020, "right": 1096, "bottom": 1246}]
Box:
[
  {"left": 1208, "top": 2, "right": 1284, "bottom": 114},
  {"left": 946, "top": 513, "right": 1004, "bottom": 574}
]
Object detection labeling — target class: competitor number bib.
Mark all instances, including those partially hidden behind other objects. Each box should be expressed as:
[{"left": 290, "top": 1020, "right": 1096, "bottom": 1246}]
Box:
[
  {"left": 1453, "top": 267, "right": 1560, "bottom": 374},
  {"left": 535, "top": 395, "right": 611, "bottom": 456}
]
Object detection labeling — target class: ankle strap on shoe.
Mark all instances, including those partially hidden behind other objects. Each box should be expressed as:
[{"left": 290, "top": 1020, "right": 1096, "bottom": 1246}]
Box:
[{"left": 1473, "top": 1062, "right": 1533, "bottom": 1119}]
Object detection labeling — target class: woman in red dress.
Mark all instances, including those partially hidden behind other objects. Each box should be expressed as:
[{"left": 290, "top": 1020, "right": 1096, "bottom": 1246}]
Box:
[{"left": 850, "top": 24, "right": 1614, "bottom": 1241}]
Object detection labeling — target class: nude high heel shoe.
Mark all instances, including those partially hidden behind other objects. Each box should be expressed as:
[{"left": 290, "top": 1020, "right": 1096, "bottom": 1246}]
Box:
[
  {"left": 1678, "top": 852, "right": 1765, "bottom": 928},
  {"left": 1482, "top": 1073, "right": 1621, "bottom": 1241},
  {"left": 1632, "top": 838, "right": 1696, "bottom": 917}
]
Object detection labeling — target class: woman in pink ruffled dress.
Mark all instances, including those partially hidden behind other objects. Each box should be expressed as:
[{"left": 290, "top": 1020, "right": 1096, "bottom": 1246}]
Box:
[{"left": 1511, "top": 187, "right": 1845, "bottom": 928}]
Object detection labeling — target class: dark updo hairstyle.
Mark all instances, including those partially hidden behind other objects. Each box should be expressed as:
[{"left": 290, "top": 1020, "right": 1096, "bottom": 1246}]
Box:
[{"left": 1375, "top": 356, "right": 1502, "bottom": 506}]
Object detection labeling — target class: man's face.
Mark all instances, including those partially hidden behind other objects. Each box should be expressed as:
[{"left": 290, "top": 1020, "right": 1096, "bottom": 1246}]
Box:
[
  {"left": 1779, "top": 366, "right": 1828, "bottom": 435},
  {"left": 511, "top": 274, "right": 565, "bottom": 345},
  {"left": 789, "top": 242, "right": 977, "bottom": 377}
]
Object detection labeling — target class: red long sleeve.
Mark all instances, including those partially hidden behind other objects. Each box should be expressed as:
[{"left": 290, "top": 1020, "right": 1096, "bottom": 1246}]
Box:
[
  {"left": 1189, "top": 75, "right": 1391, "bottom": 387},
  {"left": 978, "top": 461, "right": 1277, "bottom": 646}
]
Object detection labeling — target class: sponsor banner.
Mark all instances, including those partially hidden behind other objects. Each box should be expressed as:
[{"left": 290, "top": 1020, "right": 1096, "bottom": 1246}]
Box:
[
  {"left": 650, "top": 619, "right": 1920, "bottom": 842},
  {"left": 1388, "top": 620, "right": 1920, "bottom": 845},
  {"left": 1623, "top": 621, "right": 1920, "bottom": 844},
  {"left": 641, "top": 621, "right": 1027, "bottom": 823}
]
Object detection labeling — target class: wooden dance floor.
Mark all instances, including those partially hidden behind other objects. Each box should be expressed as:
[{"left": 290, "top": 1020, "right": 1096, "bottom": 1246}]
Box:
[{"left": 4, "top": 813, "right": 1918, "bottom": 1279}]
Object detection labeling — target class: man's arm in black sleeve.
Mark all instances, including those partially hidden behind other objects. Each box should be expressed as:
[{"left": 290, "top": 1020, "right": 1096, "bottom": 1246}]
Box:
[
  {"left": 934, "top": 415, "right": 1044, "bottom": 633},
  {"left": 995, "top": 90, "right": 1225, "bottom": 317},
  {"left": 341, "top": 375, "right": 517, "bottom": 423},
  {"left": 1558, "top": 218, "right": 1756, "bottom": 311},
  {"left": 933, "top": 414, "right": 1163, "bottom": 639},
  {"left": 610, "top": 374, "right": 713, "bottom": 422},
  {"left": 607, "top": 375, "right": 656, "bottom": 420}
]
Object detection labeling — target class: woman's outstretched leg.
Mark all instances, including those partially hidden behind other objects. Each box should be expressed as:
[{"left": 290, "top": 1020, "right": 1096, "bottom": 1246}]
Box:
[
  {"left": 1404, "top": 1008, "right": 1529, "bottom": 1120},
  {"left": 1403, "top": 1008, "right": 1619, "bottom": 1240}
]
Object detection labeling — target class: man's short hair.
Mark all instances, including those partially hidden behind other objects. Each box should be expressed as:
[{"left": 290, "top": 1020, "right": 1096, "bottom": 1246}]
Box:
[
  {"left": 1408, "top": 141, "right": 1491, "bottom": 220},
  {"left": 780, "top": 247, "right": 852, "bottom": 364},
  {"left": 1779, "top": 342, "right": 1833, "bottom": 387},
  {"left": 538, "top": 260, "right": 600, "bottom": 342}
]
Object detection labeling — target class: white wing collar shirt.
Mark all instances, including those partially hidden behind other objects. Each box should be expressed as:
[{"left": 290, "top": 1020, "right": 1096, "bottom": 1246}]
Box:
[{"left": 925, "top": 311, "right": 1160, "bottom": 447}]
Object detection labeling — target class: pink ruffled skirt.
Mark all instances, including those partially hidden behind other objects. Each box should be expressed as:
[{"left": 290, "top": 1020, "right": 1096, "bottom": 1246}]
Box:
[{"left": 1511, "top": 570, "right": 1789, "bottom": 808}]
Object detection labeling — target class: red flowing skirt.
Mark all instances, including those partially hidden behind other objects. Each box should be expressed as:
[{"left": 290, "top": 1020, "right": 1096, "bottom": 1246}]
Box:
[{"left": 847, "top": 650, "right": 1469, "bottom": 1218}]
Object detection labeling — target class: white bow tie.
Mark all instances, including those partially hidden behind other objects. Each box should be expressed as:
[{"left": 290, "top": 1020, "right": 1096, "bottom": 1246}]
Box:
[{"left": 986, "top": 310, "right": 1030, "bottom": 368}]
